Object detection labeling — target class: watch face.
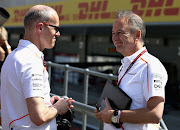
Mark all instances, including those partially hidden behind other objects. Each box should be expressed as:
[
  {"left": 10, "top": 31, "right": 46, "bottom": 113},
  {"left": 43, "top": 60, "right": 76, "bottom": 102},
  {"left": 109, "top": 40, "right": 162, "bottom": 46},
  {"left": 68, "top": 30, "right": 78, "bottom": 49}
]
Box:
[
  {"left": 111, "top": 110, "right": 119, "bottom": 123},
  {"left": 112, "top": 116, "right": 118, "bottom": 123}
]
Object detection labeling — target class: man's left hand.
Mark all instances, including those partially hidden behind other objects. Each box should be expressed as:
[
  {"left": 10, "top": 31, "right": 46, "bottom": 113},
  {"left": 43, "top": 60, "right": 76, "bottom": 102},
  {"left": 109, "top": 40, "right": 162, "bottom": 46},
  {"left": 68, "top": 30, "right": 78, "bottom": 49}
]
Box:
[{"left": 95, "top": 98, "right": 114, "bottom": 124}]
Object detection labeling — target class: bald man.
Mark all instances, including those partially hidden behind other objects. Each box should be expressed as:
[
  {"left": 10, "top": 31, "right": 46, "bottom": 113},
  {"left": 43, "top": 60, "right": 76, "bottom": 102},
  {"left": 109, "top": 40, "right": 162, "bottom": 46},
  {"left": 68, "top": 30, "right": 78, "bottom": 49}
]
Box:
[{"left": 1, "top": 5, "right": 74, "bottom": 130}]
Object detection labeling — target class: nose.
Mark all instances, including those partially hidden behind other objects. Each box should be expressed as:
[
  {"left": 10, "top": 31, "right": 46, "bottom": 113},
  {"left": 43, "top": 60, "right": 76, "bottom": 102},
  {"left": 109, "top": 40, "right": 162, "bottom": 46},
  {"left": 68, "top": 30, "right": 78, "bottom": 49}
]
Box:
[
  {"left": 112, "top": 34, "right": 117, "bottom": 42},
  {"left": 56, "top": 31, "right": 60, "bottom": 37}
]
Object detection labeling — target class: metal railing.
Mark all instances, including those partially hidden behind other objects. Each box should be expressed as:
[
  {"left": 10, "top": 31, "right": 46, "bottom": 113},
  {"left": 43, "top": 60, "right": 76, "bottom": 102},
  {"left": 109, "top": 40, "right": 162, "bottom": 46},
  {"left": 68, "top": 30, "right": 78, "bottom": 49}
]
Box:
[{"left": 46, "top": 61, "right": 168, "bottom": 130}]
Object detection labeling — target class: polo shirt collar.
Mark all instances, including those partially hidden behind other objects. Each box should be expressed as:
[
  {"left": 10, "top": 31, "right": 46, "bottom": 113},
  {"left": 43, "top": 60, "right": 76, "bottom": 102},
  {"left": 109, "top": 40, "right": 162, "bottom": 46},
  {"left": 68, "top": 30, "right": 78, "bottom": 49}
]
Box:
[
  {"left": 18, "top": 39, "right": 44, "bottom": 58},
  {"left": 121, "top": 47, "right": 146, "bottom": 65}
]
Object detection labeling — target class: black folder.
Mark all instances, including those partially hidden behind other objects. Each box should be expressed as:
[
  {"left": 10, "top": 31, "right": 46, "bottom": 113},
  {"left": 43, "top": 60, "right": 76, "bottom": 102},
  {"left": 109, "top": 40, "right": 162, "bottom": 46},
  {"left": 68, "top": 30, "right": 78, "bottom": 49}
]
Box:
[{"left": 97, "top": 80, "right": 132, "bottom": 111}]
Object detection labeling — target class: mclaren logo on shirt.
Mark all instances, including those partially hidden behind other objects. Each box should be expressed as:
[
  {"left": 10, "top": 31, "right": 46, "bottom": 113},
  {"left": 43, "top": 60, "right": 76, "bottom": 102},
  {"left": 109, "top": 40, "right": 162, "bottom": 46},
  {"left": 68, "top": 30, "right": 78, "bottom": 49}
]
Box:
[
  {"left": 153, "top": 74, "right": 162, "bottom": 90},
  {"left": 32, "top": 73, "right": 43, "bottom": 91}
]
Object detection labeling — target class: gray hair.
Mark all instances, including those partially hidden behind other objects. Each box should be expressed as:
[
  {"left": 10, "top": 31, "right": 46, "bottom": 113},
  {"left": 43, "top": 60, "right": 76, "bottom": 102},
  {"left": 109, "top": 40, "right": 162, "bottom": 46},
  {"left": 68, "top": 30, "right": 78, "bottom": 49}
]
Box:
[
  {"left": 117, "top": 10, "right": 146, "bottom": 44},
  {"left": 24, "top": 5, "right": 54, "bottom": 30}
]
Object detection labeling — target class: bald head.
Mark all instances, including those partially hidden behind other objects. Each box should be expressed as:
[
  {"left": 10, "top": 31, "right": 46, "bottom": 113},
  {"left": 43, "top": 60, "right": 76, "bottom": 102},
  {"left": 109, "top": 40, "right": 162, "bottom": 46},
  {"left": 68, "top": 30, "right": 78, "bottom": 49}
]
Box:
[
  {"left": 24, "top": 5, "right": 58, "bottom": 30},
  {"left": 23, "top": 5, "right": 60, "bottom": 51}
]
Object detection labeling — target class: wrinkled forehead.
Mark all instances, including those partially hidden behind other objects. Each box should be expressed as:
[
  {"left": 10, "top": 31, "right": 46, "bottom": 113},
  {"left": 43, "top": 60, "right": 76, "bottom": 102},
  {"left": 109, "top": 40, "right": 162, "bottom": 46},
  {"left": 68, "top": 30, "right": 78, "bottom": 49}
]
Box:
[{"left": 112, "top": 18, "right": 130, "bottom": 31}]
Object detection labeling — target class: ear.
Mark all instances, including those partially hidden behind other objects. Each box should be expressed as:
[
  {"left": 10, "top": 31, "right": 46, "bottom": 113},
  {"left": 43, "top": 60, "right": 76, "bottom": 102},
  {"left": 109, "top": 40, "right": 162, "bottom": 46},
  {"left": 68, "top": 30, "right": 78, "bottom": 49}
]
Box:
[
  {"left": 136, "top": 30, "right": 141, "bottom": 40},
  {"left": 35, "top": 23, "right": 43, "bottom": 34}
]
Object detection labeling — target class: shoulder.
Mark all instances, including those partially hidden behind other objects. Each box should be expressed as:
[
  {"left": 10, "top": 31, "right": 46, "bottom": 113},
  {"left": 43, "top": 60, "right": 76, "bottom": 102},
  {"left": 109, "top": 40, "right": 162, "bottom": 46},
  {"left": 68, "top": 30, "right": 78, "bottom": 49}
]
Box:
[
  {"left": 11, "top": 47, "right": 42, "bottom": 69},
  {"left": 141, "top": 52, "right": 167, "bottom": 79},
  {"left": 141, "top": 52, "right": 164, "bottom": 68}
]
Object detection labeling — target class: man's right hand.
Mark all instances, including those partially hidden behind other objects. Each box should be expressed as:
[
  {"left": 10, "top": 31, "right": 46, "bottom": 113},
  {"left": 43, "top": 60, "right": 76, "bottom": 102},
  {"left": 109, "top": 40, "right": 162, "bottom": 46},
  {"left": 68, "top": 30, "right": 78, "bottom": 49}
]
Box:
[{"left": 54, "top": 98, "right": 74, "bottom": 115}]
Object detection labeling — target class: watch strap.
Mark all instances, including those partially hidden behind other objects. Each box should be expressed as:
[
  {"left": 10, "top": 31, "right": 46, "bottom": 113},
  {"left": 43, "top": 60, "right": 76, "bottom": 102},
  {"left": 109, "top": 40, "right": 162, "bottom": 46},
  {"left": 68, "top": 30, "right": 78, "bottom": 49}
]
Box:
[{"left": 114, "top": 109, "right": 118, "bottom": 116}]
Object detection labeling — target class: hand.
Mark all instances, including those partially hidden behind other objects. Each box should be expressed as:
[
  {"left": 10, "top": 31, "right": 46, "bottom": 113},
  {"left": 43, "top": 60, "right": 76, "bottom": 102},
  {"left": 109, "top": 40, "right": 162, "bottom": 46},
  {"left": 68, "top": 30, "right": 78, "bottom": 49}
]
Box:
[
  {"left": 4, "top": 40, "right": 10, "bottom": 48},
  {"left": 95, "top": 98, "right": 114, "bottom": 124},
  {"left": 54, "top": 98, "right": 75, "bottom": 115},
  {"left": 50, "top": 96, "right": 61, "bottom": 104},
  {"left": 0, "top": 27, "right": 8, "bottom": 42},
  {"left": 94, "top": 108, "right": 103, "bottom": 122},
  {"left": 0, "top": 46, "right": 5, "bottom": 61},
  {"left": 0, "top": 40, "right": 11, "bottom": 56},
  {"left": 0, "top": 40, "right": 5, "bottom": 46}
]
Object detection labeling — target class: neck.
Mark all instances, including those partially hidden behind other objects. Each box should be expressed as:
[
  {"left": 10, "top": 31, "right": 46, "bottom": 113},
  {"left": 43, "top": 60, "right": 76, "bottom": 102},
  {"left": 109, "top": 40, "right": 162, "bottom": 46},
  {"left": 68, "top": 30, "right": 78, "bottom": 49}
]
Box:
[
  {"left": 24, "top": 32, "right": 42, "bottom": 51},
  {"left": 123, "top": 44, "right": 143, "bottom": 57}
]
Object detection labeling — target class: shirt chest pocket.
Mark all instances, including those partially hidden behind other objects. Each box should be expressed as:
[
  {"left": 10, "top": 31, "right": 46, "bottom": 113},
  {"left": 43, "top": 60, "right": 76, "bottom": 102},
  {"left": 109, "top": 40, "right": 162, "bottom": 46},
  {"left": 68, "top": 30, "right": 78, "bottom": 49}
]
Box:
[
  {"left": 122, "top": 70, "right": 142, "bottom": 85},
  {"left": 121, "top": 70, "right": 144, "bottom": 98}
]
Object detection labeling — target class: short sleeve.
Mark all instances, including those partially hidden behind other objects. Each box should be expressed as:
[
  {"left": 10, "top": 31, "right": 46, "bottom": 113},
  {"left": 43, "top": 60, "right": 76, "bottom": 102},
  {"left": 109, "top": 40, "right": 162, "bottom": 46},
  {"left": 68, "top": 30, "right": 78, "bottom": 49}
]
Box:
[
  {"left": 21, "top": 59, "right": 44, "bottom": 99},
  {"left": 143, "top": 60, "right": 168, "bottom": 102}
]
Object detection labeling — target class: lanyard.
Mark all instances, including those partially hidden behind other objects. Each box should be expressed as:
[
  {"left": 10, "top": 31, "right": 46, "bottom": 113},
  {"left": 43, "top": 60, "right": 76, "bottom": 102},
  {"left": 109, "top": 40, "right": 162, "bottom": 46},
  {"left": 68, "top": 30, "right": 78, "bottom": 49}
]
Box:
[{"left": 116, "top": 49, "right": 147, "bottom": 86}]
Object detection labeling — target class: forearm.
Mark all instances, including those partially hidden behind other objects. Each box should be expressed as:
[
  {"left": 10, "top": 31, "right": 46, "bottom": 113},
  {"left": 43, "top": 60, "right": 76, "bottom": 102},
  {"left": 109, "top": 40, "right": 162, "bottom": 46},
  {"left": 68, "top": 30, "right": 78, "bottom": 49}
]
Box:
[
  {"left": 37, "top": 105, "right": 58, "bottom": 124},
  {"left": 120, "top": 102, "right": 164, "bottom": 124},
  {"left": 26, "top": 97, "right": 74, "bottom": 126},
  {"left": 26, "top": 98, "right": 57, "bottom": 126},
  {"left": 120, "top": 108, "right": 156, "bottom": 124}
]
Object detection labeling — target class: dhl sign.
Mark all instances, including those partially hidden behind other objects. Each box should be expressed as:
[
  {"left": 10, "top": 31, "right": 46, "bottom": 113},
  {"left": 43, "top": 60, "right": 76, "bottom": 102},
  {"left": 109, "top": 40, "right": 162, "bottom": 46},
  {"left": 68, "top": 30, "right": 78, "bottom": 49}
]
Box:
[
  {"left": 4, "top": 0, "right": 180, "bottom": 27},
  {"left": 131, "top": 0, "right": 180, "bottom": 22}
]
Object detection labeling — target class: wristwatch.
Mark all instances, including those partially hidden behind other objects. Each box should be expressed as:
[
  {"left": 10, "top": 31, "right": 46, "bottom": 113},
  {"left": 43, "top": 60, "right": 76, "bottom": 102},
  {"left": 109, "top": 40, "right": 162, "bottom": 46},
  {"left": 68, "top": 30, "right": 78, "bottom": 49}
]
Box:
[{"left": 111, "top": 110, "right": 119, "bottom": 123}]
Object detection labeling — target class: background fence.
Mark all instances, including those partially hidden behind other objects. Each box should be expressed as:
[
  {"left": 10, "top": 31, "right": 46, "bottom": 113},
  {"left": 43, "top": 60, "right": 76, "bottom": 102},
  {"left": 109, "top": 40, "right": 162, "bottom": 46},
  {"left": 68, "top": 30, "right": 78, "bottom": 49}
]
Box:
[{"left": 46, "top": 61, "right": 168, "bottom": 130}]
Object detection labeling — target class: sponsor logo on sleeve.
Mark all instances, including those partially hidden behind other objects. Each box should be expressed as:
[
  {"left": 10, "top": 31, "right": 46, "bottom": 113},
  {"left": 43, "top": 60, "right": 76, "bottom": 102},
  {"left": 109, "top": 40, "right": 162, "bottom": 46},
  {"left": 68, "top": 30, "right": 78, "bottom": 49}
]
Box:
[
  {"left": 32, "top": 73, "right": 43, "bottom": 91},
  {"left": 153, "top": 73, "right": 163, "bottom": 90}
]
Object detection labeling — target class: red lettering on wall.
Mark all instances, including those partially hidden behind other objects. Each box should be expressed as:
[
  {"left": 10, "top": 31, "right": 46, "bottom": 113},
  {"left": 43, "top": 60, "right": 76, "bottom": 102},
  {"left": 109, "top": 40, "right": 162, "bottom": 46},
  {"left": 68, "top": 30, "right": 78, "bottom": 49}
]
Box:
[
  {"left": 164, "top": 8, "right": 179, "bottom": 15},
  {"left": 13, "top": 10, "right": 19, "bottom": 22},
  {"left": 79, "top": 3, "right": 88, "bottom": 19},
  {"left": 131, "top": 0, "right": 179, "bottom": 17},
  {"left": 91, "top": 1, "right": 101, "bottom": 12},
  {"left": 148, "top": 0, "right": 164, "bottom": 7},
  {"left": 166, "top": 0, "right": 173, "bottom": 6},
  {"left": 101, "top": 0, "right": 111, "bottom": 19},
  {"left": 145, "top": 10, "right": 152, "bottom": 16},
  {"left": 164, "top": 0, "right": 179, "bottom": 15},
  {"left": 102, "top": 0, "right": 108, "bottom": 11},
  {"left": 155, "top": 9, "right": 161, "bottom": 16},
  {"left": 77, "top": 0, "right": 112, "bottom": 20},
  {"left": 131, "top": 0, "right": 146, "bottom": 16},
  {"left": 12, "top": 9, "right": 29, "bottom": 23},
  {"left": 51, "top": 5, "right": 67, "bottom": 21},
  {"left": 132, "top": 5, "right": 144, "bottom": 16},
  {"left": 131, "top": 0, "right": 146, "bottom": 8}
]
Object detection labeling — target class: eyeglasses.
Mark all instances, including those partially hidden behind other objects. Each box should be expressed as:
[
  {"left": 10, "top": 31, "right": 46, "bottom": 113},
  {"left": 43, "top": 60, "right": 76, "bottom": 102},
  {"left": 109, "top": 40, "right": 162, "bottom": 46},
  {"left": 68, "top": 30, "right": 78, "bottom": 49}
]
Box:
[{"left": 43, "top": 23, "right": 60, "bottom": 33}]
